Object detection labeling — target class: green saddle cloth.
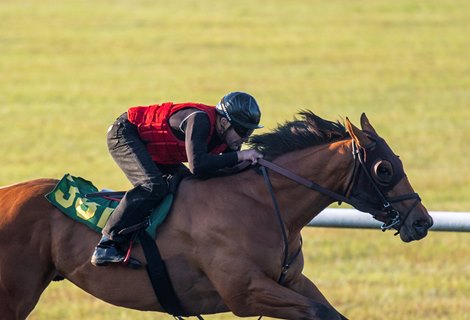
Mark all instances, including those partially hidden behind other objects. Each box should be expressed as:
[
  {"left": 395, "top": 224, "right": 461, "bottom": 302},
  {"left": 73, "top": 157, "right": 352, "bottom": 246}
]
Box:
[{"left": 45, "top": 174, "right": 173, "bottom": 239}]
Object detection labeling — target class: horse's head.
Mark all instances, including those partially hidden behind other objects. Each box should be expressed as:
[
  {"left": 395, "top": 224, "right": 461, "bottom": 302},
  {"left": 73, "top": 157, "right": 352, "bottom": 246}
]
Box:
[{"left": 345, "top": 114, "right": 433, "bottom": 242}]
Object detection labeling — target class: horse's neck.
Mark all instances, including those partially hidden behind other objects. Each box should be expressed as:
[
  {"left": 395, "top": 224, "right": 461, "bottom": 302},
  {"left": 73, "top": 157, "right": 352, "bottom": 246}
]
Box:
[{"left": 270, "top": 139, "right": 353, "bottom": 234}]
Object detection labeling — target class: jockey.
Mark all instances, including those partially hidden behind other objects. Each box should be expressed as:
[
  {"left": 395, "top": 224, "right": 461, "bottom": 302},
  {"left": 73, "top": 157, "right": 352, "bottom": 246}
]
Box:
[{"left": 91, "top": 92, "right": 264, "bottom": 266}]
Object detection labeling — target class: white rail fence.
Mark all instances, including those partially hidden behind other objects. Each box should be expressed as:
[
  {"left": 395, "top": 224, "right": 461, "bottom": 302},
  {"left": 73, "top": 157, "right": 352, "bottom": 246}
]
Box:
[{"left": 308, "top": 208, "right": 470, "bottom": 232}]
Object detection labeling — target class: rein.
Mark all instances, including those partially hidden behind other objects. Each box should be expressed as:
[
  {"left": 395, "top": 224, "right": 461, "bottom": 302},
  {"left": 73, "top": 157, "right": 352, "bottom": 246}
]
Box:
[{"left": 258, "top": 139, "right": 421, "bottom": 235}]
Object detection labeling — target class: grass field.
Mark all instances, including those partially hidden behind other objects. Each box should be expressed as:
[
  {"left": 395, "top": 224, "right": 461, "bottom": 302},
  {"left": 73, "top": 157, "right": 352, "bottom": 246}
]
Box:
[{"left": 1, "top": 0, "right": 469, "bottom": 319}]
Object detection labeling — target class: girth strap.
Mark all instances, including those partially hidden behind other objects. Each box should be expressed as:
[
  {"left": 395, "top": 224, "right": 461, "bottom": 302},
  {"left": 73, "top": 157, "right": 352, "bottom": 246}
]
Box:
[{"left": 139, "top": 231, "right": 187, "bottom": 317}]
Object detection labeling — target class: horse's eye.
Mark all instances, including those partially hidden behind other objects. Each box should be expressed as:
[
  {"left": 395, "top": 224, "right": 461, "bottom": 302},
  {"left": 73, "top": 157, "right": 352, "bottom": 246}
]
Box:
[
  {"left": 372, "top": 160, "right": 394, "bottom": 185},
  {"left": 378, "top": 166, "right": 391, "bottom": 176}
]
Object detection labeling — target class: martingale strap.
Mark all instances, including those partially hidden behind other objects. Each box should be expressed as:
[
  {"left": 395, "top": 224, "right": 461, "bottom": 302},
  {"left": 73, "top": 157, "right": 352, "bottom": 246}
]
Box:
[{"left": 259, "top": 165, "right": 303, "bottom": 284}]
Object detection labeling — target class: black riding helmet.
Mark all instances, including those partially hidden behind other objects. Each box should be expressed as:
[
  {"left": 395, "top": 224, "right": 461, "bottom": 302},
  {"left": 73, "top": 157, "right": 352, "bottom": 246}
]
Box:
[{"left": 216, "top": 92, "right": 263, "bottom": 137}]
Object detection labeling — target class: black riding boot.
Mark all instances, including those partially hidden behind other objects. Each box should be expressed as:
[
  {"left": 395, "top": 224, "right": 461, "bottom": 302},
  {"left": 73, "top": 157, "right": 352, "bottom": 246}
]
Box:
[{"left": 91, "top": 235, "right": 126, "bottom": 266}]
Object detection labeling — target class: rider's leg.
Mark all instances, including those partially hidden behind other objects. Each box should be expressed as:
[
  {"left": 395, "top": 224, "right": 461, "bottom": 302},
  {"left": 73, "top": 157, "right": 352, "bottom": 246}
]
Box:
[{"left": 91, "top": 113, "right": 168, "bottom": 266}]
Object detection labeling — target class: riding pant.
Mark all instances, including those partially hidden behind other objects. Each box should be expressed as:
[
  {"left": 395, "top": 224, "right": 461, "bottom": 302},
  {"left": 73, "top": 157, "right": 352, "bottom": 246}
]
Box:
[{"left": 103, "top": 113, "right": 185, "bottom": 243}]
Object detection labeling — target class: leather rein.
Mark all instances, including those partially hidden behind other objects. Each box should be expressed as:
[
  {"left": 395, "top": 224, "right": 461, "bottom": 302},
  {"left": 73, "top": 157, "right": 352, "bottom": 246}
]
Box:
[{"left": 258, "top": 139, "right": 422, "bottom": 286}]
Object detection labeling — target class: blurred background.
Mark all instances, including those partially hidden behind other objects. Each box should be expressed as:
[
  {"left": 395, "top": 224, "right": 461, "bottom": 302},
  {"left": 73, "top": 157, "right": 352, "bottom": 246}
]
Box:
[{"left": 1, "top": 0, "right": 469, "bottom": 319}]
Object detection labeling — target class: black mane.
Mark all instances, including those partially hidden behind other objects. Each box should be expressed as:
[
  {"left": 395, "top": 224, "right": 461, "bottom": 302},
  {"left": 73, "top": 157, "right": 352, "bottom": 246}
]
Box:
[{"left": 248, "top": 110, "right": 348, "bottom": 160}]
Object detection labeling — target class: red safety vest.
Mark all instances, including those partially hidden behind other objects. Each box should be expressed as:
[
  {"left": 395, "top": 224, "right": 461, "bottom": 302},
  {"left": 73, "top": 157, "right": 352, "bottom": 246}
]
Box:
[{"left": 127, "top": 102, "right": 227, "bottom": 164}]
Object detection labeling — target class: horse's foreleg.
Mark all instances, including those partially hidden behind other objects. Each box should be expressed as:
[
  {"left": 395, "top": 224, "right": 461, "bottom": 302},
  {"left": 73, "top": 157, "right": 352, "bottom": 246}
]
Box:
[
  {"left": 287, "top": 273, "right": 348, "bottom": 320},
  {"left": 226, "top": 276, "right": 343, "bottom": 320}
]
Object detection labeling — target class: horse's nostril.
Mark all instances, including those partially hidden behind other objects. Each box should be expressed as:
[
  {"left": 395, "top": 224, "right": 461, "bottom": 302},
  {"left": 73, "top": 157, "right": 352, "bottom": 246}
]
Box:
[{"left": 413, "top": 219, "right": 432, "bottom": 233}]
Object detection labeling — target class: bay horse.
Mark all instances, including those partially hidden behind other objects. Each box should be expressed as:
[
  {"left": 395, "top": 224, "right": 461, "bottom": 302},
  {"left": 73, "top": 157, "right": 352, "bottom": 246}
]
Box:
[{"left": 0, "top": 112, "right": 433, "bottom": 320}]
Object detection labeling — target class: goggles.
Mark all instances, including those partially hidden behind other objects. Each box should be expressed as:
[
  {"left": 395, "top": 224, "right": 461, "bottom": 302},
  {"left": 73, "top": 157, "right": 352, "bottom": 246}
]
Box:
[{"left": 232, "top": 125, "right": 254, "bottom": 139}]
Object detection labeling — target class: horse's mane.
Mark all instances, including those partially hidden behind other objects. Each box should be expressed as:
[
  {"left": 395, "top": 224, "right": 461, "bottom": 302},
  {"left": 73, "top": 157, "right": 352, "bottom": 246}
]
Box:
[{"left": 248, "top": 110, "right": 348, "bottom": 160}]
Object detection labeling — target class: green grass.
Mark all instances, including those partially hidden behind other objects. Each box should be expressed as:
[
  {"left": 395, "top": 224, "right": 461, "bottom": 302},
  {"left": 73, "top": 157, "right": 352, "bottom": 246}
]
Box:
[{"left": 1, "top": 0, "right": 469, "bottom": 319}]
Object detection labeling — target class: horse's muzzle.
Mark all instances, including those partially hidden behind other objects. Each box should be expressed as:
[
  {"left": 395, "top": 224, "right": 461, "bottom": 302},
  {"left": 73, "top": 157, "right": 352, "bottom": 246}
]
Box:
[
  {"left": 413, "top": 216, "right": 433, "bottom": 238},
  {"left": 401, "top": 215, "right": 433, "bottom": 242}
]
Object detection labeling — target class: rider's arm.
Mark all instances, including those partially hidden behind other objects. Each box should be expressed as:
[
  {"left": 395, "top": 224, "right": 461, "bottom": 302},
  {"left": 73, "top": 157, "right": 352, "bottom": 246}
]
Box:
[{"left": 183, "top": 112, "right": 238, "bottom": 178}]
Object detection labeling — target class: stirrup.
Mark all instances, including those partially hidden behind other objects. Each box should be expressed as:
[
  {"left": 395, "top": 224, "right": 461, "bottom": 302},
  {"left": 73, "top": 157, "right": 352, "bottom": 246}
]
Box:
[
  {"left": 122, "top": 232, "right": 142, "bottom": 269},
  {"left": 118, "top": 216, "right": 151, "bottom": 235}
]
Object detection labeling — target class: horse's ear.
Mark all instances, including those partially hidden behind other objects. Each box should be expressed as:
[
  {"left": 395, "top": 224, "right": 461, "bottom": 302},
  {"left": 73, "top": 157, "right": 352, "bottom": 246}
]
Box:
[
  {"left": 360, "top": 113, "right": 378, "bottom": 135},
  {"left": 345, "top": 117, "right": 372, "bottom": 148}
]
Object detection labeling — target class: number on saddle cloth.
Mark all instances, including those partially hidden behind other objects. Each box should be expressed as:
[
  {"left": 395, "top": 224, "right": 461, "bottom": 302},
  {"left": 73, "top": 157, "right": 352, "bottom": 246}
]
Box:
[{"left": 45, "top": 174, "right": 175, "bottom": 239}]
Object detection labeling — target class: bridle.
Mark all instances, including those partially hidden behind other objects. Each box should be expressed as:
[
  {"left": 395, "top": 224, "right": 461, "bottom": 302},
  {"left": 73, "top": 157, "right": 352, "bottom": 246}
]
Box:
[
  {"left": 348, "top": 139, "right": 422, "bottom": 233},
  {"left": 258, "top": 137, "right": 422, "bottom": 253},
  {"left": 259, "top": 138, "right": 422, "bottom": 234}
]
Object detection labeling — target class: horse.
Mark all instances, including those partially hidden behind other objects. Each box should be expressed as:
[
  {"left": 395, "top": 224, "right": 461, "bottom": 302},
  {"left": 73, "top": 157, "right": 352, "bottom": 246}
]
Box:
[{"left": 0, "top": 112, "right": 433, "bottom": 320}]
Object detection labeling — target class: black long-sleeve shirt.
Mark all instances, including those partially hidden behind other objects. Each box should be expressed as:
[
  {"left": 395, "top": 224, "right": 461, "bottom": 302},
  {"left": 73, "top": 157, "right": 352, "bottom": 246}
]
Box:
[{"left": 168, "top": 108, "right": 238, "bottom": 177}]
